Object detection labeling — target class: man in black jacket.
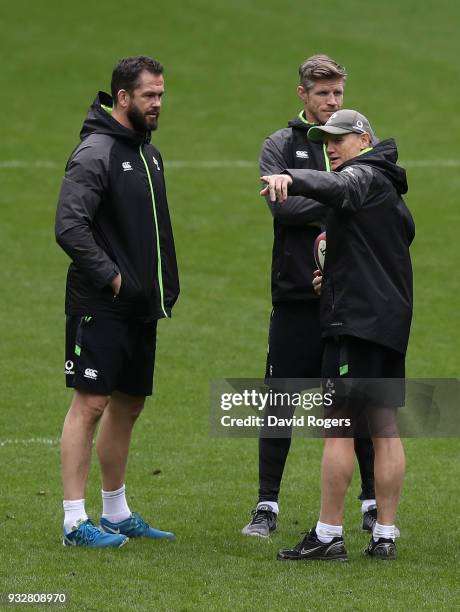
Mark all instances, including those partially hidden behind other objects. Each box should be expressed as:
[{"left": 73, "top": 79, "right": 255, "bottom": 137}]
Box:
[
  {"left": 242, "top": 55, "right": 377, "bottom": 538},
  {"left": 261, "top": 109, "right": 414, "bottom": 560},
  {"left": 55, "top": 56, "right": 179, "bottom": 547}
]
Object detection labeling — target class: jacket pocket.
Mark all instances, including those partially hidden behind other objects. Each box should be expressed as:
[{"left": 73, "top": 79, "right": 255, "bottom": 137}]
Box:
[
  {"left": 116, "top": 263, "right": 149, "bottom": 307},
  {"left": 117, "top": 273, "right": 138, "bottom": 300}
]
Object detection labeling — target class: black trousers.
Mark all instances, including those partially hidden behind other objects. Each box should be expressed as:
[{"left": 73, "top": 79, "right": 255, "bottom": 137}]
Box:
[{"left": 259, "top": 302, "right": 375, "bottom": 502}]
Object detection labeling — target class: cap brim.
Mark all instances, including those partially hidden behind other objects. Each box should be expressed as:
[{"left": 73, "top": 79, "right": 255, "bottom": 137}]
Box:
[{"left": 307, "top": 125, "right": 354, "bottom": 142}]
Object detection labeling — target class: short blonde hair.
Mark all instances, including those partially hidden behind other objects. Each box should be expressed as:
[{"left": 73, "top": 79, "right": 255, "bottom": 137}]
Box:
[{"left": 299, "top": 54, "right": 347, "bottom": 91}]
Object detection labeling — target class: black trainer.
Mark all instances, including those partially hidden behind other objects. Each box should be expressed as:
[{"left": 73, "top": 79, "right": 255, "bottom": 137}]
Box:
[
  {"left": 364, "top": 536, "right": 396, "bottom": 560},
  {"left": 241, "top": 504, "right": 277, "bottom": 537},
  {"left": 362, "top": 507, "right": 377, "bottom": 533},
  {"left": 277, "top": 528, "right": 348, "bottom": 561},
  {"left": 362, "top": 508, "right": 400, "bottom": 538}
]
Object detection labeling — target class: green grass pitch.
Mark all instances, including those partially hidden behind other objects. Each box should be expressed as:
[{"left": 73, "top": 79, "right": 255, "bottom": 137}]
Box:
[{"left": 1, "top": 0, "right": 459, "bottom": 610}]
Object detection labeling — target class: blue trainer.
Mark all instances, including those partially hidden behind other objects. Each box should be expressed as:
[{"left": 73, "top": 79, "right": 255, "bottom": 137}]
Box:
[
  {"left": 100, "top": 512, "right": 176, "bottom": 540},
  {"left": 63, "top": 519, "right": 129, "bottom": 548}
]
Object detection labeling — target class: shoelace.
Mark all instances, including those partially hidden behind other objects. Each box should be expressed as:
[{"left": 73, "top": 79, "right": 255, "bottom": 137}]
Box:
[
  {"left": 250, "top": 509, "right": 273, "bottom": 525},
  {"left": 365, "top": 509, "right": 377, "bottom": 528},
  {"left": 293, "top": 530, "right": 315, "bottom": 551},
  {"left": 74, "top": 520, "right": 99, "bottom": 544},
  {"left": 129, "top": 513, "right": 149, "bottom": 530}
]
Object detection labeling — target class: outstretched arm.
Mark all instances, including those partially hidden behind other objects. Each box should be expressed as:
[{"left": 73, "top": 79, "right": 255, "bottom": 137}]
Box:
[
  {"left": 260, "top": 135, "right": 327, "bottom": 225},
  {"left": 260, "top": 165, "right": 374, "bottom": 212}
]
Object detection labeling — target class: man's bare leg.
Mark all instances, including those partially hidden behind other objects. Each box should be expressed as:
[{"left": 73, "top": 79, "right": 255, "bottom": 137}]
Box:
[
  {"left": 60, "top": 390, "right": 130, "bottom": 546},
  {"left": 373, "top": 436, "right": 405, "bottom": 525},
  {"left": 96, "top": 391, "right": 145, "bottom": 492},
  {"left": 319, "top": 437, "right": 355, "bottom": 525},
  {"left": 61, "top": 390, "right": 109, "bottom": 500},
  {"left": 277, "top": 435, "right": 353, "bottom": 560}
]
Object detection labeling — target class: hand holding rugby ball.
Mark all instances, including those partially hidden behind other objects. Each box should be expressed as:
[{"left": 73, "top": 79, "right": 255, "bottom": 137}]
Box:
[
  {"left": 313, "top": 231, "right": 326, "bottom": 296},
  {"left": 313, "top": 231, "right": 326, "bottom": 273}
]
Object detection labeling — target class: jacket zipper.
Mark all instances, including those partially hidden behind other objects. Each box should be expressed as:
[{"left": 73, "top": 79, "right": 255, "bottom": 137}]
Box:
[
  {"left": 323, "top": 143, "right": 333, "bottom": 310},
  {"left": 323, "top": 143, "right": 331, "bottom": 172},
  {"left": 139, "top": 144, "right": 168, "bottom": 318}
]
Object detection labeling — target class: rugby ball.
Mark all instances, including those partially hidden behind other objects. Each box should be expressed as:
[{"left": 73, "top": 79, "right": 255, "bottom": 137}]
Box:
[{"left": 313, "top": 231, "right": 327, "bottom": 273}]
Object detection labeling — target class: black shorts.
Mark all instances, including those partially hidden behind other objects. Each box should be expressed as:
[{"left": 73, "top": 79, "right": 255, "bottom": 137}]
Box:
[
  {"left": 265, "top": 301, "right": 322, "bottom": 390},
  {"left": 65, "top": 315, "right": 157, "bottom": 397},
  {"left": 321, "top": 335, "right": 405, "bottom": 437}
]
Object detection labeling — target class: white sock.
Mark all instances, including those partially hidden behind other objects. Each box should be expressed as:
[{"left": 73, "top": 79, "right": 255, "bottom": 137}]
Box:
[
  {"left": 316, "top": 520, "right": 343, "bottom": 543},
  {"left": 361, "top": 499, "right": 377, "bottom": 513},
  {"left": 101, "top": 484, "right": 131, "bottom": 523},
  {"left": 63, "top": 499, "right": 88, "bottom": 533},
  {"left": 257, "top": 501, "right": 279, "bottom": 515},
  {"left": 373, "top": 521, "right": 395, "bottom": 542}
]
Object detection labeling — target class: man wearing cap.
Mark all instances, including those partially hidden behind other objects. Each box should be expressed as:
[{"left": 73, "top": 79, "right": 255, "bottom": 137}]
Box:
[
  {"left": 261, "top": 109, "right": 415, "bottom": 560},
  {"left": 242, "top": 55, "right": 378, "bottom": 539}
]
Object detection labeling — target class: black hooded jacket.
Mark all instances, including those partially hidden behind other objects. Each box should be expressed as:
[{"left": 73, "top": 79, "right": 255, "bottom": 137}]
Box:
[
  {"left": 287, "top": 139, "right": 415, "bottom": 354},
  {"left": 260, "top": 113, "right": 329, "bottom": 303},
  {"left": 55, "top": 92, "right": 180, "bottom": 320}
]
